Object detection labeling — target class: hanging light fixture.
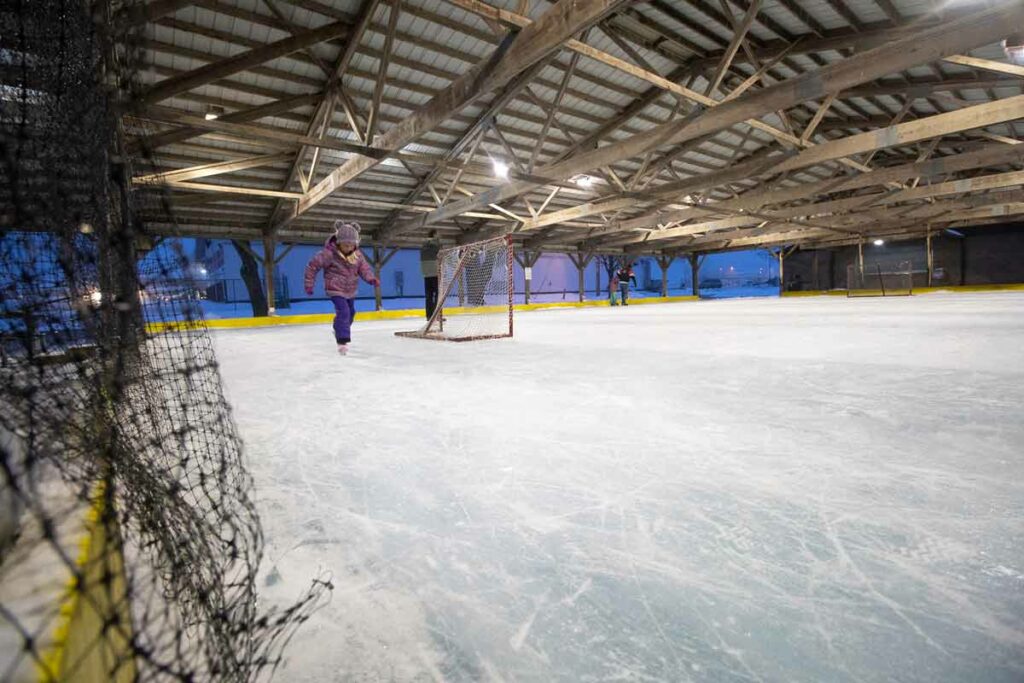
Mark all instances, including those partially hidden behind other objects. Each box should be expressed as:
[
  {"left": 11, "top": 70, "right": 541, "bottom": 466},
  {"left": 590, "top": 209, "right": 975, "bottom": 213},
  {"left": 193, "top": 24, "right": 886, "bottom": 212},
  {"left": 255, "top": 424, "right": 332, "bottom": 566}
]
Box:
[
  {"left": 574, "top": 175, "right": 593, "bottom": 189},
  {"left": 205, "top": 105, "right": 225, "bottom": 121},
  {"left": 1004, "top": 33, "right": 1024, "bottom": 65}
]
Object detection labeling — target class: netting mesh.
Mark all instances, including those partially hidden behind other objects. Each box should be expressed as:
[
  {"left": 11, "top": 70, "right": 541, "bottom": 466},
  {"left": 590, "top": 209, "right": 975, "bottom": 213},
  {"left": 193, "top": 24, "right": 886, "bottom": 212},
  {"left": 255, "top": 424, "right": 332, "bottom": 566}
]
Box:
[
  {"left": 1, "top": 2, "right": 328, "bottom": 681},
  {"left": 397, "top": 236, "right": 513, "bottom": 342},
  {"left": 847, "top": 261, "right": 914, "bottom": 297}
]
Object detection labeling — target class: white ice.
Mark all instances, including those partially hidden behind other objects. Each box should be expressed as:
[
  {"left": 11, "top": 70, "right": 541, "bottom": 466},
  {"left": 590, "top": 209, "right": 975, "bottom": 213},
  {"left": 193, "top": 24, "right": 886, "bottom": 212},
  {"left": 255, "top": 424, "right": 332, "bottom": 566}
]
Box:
[{"left": 213, "top": 293, "right": 1024, "bottom": 682}]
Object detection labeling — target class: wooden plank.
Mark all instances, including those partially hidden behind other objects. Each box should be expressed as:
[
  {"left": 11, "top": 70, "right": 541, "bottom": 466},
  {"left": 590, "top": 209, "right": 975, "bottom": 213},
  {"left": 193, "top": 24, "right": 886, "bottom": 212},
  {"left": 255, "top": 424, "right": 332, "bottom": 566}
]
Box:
[
  {"left": 133, "top": 152, "right": 292, "bottom": 183},
  {"left": 867, "top": 169, "right": 1024, "bottom": 206},
  {"left": 943, "top": 54, "right": 1024, "bottom": 79},
  {"left": 800, "top": 92, "right": 837, "bottom": 143},
  {"left": 139, "top": 20, "right": 352, "bottom": 105}
]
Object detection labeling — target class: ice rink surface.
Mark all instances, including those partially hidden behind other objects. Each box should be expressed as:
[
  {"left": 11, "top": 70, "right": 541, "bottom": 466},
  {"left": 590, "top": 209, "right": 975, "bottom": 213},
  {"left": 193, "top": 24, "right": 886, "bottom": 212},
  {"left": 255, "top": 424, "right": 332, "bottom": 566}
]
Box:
[{"left": 214, "top": 293, "right": 1024, "bottom": 682}]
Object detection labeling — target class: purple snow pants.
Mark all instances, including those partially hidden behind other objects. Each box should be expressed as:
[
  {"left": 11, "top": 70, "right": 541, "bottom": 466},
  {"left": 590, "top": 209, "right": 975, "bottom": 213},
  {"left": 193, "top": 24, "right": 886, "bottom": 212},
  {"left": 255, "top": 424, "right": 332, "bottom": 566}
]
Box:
[{"left": 330, "top": 296, "right": 356, "bottom": 344}]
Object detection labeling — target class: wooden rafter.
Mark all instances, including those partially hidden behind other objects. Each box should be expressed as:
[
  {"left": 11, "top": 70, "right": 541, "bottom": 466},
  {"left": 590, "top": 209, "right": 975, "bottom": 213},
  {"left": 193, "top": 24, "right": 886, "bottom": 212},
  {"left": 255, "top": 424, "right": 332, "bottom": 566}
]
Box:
[
  {"left": 284, "top": 0, "right": 630, "bottom": 227},
  {"left": 395, "top": 3, "right": 1024, "bottom": 237}
]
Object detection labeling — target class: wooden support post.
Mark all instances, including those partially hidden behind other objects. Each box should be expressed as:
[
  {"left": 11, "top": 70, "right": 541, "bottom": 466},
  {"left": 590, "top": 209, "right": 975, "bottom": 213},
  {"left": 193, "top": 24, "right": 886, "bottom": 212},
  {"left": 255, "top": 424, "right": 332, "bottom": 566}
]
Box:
[
  {"left": 688, "top": 253, "right": 700, "bottom": 297},
  {"left": 373, "top": 246, "right": 383, "bottom": 311},
  {"left": 369, "top": 246, "right": 398, "bottom": 311},
  {"left": 777, "top": 248, "right": 785, "bottom": 294},
  {"left": 515, "top": 250, "right": 542, "bottom": 305},
  {"left": 858, "top": 238, "right": 865, "bottom": 277},
  {"left": 656, "top": 254, "right": 675, "bottom": 297},
  {"left": 262, "top": 235, "right": 276, "bottom": 315},
  {"left": 569, "top": 251, "right": 594, "bottom": 302},
  {"left": 578, "top": 258, "right": 585, "bottom": 302},
  {"left": 926, "top": 227, "right": 934, "bottom": 287}
]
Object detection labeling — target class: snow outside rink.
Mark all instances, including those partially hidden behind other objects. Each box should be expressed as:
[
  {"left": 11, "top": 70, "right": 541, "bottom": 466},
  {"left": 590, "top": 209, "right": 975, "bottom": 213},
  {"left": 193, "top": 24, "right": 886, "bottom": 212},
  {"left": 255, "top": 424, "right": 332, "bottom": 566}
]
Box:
[{"left": 214, "top": 293, "right": 1024, "bottom": 683}]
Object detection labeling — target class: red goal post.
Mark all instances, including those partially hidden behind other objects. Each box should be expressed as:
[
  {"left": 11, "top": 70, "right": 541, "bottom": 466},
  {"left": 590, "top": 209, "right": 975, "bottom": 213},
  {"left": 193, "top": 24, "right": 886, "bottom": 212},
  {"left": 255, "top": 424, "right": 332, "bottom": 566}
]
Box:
[{"left": 396, "top": 235, "right": 514, "bottom": 342}]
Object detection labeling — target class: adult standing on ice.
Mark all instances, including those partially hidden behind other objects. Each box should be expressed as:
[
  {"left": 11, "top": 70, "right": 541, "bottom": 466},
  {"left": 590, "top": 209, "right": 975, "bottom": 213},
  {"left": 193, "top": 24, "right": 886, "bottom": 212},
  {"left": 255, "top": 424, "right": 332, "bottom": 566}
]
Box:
[
  {"left": 420, "top": 231, "right": 440, "bottom": 320},
  {"left": 304, "top": 221, "right": 379, "bottom": 355},
  {"left": 615, "top": 263, "right": 637, "bottom": 305}
]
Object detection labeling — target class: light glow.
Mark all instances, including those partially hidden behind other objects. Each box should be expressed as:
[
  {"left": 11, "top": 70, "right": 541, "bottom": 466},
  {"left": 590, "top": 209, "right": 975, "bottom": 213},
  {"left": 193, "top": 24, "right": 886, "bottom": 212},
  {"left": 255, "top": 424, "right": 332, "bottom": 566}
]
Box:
[
  {"left": 873, "top": 239, "right": 885, "bottom": 246},
  {"left": 574, "top": 175, "right": 593, "bottom": 188},
  {"left": 492, "top": 159, "right": 509, "bottom": 180}
]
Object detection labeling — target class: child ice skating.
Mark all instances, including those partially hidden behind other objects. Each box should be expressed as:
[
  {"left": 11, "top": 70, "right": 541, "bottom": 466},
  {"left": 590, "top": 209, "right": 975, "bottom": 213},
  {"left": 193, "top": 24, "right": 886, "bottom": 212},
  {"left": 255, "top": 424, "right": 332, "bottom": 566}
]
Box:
[{"left": 304, "top": 221, "right": 379, "bottom": 355}]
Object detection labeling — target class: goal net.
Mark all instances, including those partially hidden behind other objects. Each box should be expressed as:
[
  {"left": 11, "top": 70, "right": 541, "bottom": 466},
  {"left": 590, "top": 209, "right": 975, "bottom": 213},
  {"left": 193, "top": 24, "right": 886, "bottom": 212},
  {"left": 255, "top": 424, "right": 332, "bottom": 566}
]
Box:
[
  {"left": 847, "top": 261, "right": 914, "bottom": 297},
  {"left": 1, "top": 2, "right": 327, "bottom": 681},
  {"left": 397, "top": 236, "right": 513, "bottom": 341}
]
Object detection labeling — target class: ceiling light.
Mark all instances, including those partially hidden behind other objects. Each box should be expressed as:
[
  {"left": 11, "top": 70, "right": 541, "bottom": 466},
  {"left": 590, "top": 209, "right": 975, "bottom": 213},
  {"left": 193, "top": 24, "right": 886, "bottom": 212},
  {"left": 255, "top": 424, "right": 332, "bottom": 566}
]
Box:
[
  {"left": 205, "top": 105, "right": 224, "bottom": 121},
  {"left": 873, "top": 238, "right": 885, "bottom": 246},
  {"left": 492, "top": 159, "right": 509, "bottom": 180},
  {"left": 574, "top": 175, "right": 593, "bottom": 188}
]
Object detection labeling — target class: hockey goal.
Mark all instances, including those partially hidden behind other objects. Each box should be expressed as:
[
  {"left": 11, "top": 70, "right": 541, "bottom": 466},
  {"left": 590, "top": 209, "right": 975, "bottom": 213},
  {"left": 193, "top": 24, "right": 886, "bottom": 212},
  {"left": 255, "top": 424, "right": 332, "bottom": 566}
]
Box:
[
  {"left": 397, "top": 235, "right": 513, "bottom": 341},
  {"left": 847, "top": 261, "right": 913, "bottom": 297}
]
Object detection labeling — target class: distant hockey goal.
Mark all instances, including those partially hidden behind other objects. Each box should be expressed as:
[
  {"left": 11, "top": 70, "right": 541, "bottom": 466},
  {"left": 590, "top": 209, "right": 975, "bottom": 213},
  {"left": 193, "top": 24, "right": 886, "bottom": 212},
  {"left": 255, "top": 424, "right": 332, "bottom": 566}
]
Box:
[
  {"left": 847, "top": 261, "right": 913, "bottom": 297},
  {"left": 397, "top": 235, "right": 513, "bottom": 341}
]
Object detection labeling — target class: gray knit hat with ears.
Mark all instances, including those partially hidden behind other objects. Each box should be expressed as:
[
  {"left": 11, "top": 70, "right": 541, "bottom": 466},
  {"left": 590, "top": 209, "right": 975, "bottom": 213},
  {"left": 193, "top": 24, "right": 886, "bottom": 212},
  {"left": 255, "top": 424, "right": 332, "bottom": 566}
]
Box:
[{"left": 333, "top": 220, "right": 361, "bottom": 245}]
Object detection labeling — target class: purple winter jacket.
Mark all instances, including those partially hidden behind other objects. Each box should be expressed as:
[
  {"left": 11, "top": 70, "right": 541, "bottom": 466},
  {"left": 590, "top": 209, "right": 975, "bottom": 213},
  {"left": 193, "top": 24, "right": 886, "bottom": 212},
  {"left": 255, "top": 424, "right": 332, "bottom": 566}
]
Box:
[{"left": 304, "top": 236, "right": 377, "bottom": 298}]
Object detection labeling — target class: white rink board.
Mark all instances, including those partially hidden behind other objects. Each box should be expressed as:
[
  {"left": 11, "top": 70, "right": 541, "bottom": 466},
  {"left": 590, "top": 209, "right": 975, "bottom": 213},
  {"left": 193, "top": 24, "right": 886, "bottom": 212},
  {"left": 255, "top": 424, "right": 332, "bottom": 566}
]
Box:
[{"left": 215, "top": 293, "right": 1024, "bottom": 682}]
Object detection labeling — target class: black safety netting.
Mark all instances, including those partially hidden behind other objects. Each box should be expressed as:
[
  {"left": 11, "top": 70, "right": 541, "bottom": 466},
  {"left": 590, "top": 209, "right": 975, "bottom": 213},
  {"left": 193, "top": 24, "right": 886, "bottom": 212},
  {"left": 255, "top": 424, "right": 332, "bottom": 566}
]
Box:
[{"left": 0, "top": 1, "right": 330, "bottom": 681}]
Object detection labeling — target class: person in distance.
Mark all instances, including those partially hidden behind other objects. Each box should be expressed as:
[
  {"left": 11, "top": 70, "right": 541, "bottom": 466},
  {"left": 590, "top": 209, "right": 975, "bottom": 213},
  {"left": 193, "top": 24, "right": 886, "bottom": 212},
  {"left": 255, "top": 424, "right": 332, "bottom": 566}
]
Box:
[{"left": 615, "top": 262, "right": 637, "bottom": 305}]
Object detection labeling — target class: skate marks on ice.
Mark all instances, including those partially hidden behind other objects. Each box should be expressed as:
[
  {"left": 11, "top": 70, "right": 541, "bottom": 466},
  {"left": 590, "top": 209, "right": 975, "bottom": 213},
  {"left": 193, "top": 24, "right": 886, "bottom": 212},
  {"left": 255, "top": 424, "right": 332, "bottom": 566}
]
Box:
[{"left": 214, "top": 294, "right": 1024, "bottom": 681}]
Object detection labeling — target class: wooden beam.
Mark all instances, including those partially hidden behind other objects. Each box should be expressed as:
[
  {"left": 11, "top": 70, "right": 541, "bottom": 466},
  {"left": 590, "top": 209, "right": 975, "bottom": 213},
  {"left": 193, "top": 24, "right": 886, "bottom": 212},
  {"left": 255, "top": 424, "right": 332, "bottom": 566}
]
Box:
[
  {"left": 617, "top": 183, "right": 1024, "bottom": 248},
  {"left": 395, "top": 2, "right": 1024, "bottom": 235},
  {"left": 135, "top": 105, "right": 387, "bottom": 158},
  {"left": 287, "top": 0, "right": 629, "bottom": 225},
  {"left": 138, "top": 20, "right": 352, "bottom": 105},
  {"left": 529, "top": 46, "right": 584, "bottom": 173},
  {"left": 267, "top": 0, "right": 383, "bottom": 227},
  {"left": 706, "top": 0, "right": 762, "bottom": 96},
  {"left": 375, "top": 58, "right": 553, "bottom": 243},
  {"left": 128, "top": 92, "right": 323, "bottom": 152},
  {"left": 607, "top": 143, "right": 1024, "bottom": 236},
  {"left": 800, "top": 93, "right": 837, "bottom": 143},
  {"left": 770, "top": 95, "right": 1024, "bottom": 173},
  {"left": 366, "top": 0, "right": 401, "bottom": 143},
  {"left": 943, "top": 54, "right": 1024, "bottom": 79},
  {"left": 136, "top": 180, "right": 305, "bottom": 199},
  {"left": 133, "top": 153, "right": 292, "bottom": 183}
]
